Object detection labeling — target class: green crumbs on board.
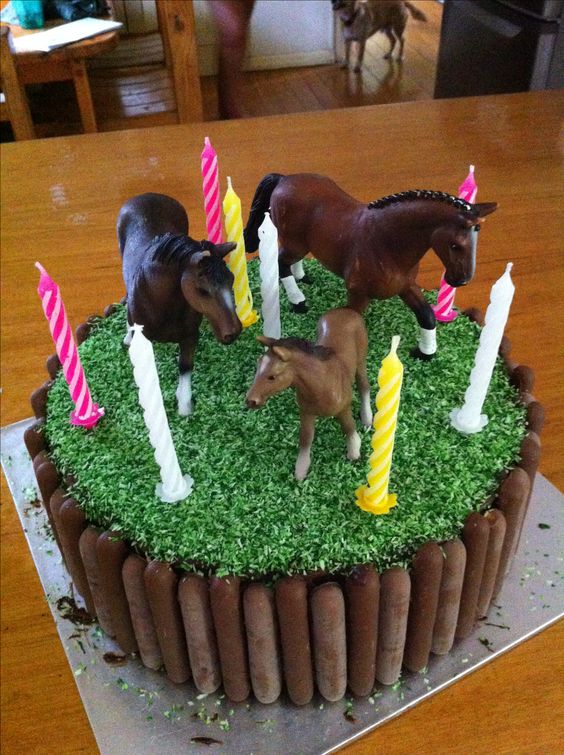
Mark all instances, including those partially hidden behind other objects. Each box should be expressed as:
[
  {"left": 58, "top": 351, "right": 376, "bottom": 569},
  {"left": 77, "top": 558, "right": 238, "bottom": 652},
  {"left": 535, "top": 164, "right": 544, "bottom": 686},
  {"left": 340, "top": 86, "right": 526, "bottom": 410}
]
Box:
[{"left": 45, "top": 260, "right": 526, "bottom": 577}]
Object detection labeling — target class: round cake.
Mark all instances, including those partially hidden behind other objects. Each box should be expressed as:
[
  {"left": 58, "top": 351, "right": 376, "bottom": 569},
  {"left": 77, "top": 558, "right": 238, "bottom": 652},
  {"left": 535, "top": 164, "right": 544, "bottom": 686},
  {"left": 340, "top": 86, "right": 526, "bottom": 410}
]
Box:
[{"left": 27, "top": 259, "right": 543, "bottom": 705}]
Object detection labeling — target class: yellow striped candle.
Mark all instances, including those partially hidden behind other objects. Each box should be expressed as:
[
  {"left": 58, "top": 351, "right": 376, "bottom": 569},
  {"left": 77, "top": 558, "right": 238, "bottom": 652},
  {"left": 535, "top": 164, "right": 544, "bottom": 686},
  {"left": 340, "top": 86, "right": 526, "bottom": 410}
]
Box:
[
  {"left": 222, "top": 177, "right": 258, "bottom": 328},
  {"left": 356, "top": 335, "right": 403, "bottom": 515}
]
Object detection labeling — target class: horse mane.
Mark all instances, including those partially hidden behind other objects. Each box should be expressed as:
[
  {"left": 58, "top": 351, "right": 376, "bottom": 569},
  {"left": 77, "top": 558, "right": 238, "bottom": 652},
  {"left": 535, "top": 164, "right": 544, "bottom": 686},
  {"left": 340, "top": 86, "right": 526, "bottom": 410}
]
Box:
[
  {"left": 149, "top": 232, "right": 230, "bottom": 284},
  {"left": 277, "top": 337, "right": 334, "bottom": 361},
  {"left": 368, "top": 190, "right": 475, "bottom": 216}
]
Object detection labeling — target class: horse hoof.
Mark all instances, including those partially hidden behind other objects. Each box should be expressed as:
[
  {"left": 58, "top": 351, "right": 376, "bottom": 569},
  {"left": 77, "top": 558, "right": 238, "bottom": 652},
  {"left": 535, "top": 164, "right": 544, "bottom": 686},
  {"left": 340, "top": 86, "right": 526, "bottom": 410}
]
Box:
[
  {"left": 410, "top": 346, "right": 434, "bottom": 361},
  {"left": 298, "top": 273, "right": 314, "bottom": 285},
  {"left": 361, "top": 414, "right": 373, "bottom": 429},
  {"left": 177, "top": 398, "right": 194, "bottom": 417},
  {"left": 347, "top": 432, "right": 362, "bottom": 461},
  {"left": 292, "top": 301, "right": 308, "bottom": 314}
]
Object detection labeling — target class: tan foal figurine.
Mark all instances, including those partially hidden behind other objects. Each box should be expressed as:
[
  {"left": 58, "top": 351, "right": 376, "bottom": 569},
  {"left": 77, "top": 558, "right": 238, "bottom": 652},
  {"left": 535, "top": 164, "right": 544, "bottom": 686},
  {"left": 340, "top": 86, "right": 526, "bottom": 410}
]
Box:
[{"left": 246, "top": 307, "right": 373, "bottom": 480}]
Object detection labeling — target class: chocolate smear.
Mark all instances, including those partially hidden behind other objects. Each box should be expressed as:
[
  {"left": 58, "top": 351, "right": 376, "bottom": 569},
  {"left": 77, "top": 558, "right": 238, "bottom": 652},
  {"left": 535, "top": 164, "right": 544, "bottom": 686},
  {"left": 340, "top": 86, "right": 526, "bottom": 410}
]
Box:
[
  {"left": 56, "top": 596, "right": 95, "bottom": 626},
  {"left": 190, "top": 737, "right": 224, "bottom": 746},
  {"left": 103, "top": 652, "right": 128, "bottom": 666}
]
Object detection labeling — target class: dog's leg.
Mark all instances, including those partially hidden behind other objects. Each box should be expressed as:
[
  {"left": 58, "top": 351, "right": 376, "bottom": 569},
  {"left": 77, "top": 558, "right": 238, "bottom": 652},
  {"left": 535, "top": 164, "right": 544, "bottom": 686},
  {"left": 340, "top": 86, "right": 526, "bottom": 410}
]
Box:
[
  {"left": 383, "top": 28, "right": 396, "bottom": 60},
  {"left": 341, "top": 38, "right": 351, "bottom": 69},
  {"left": 396, "top": 18, "right": 407, "bottom": 61},
  {"left": 398, "top": 34, "right": 405, "bottom": 61},
  {"left": 354, "top": 39, "right": 366, "bottom": 72}
]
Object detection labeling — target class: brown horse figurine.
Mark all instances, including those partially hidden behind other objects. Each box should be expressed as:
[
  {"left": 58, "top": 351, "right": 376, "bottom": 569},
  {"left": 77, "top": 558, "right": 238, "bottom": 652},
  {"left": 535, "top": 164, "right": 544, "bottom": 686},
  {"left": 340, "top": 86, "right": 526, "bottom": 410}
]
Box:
[
  {"left": 245, "top": 307, "right": 372, "bottom": 480},
  {"left": 244, "top": 174, "right": 497, "bottom": 358},
  {"left": 118, "top": 193, "right": 241, "bottom": 416}
]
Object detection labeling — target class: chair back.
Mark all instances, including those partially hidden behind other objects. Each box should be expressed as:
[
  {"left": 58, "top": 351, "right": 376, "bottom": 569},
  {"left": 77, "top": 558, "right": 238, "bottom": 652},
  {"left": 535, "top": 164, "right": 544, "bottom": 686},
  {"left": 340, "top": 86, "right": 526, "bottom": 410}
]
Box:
[{"left": 0, "top": 26, "right": 35, "bottom": 140}]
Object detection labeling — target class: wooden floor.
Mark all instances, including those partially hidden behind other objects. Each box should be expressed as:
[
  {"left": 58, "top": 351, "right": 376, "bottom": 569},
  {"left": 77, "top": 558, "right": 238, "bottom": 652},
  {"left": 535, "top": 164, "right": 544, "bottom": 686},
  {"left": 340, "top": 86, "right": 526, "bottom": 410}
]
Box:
[
  {"left": 2, "top": 0, "right": 441, "bottom": 140},
  {"left": 202, "top": 0, "right": 441, "bottom": 120}
]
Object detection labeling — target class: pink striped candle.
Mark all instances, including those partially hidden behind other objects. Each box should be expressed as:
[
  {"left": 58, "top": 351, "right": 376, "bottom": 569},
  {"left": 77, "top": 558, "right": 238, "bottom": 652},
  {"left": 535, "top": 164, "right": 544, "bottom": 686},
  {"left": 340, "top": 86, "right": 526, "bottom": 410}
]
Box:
[
  {"left": 201, "top": 136, "right": 223, "bottom": 244},
  {"left": 35, "top": 262, "right": 104, "bottom": 428},
  {"left": 433, "top": 165, "right": 478, "bottom": 323}
]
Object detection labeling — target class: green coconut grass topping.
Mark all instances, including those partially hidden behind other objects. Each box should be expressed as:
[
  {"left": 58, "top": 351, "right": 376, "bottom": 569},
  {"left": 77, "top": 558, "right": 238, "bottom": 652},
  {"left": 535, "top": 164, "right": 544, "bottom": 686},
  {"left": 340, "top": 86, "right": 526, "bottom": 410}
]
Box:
[{"left": 45, "top": 260, "right": 526, "bottom": 577}]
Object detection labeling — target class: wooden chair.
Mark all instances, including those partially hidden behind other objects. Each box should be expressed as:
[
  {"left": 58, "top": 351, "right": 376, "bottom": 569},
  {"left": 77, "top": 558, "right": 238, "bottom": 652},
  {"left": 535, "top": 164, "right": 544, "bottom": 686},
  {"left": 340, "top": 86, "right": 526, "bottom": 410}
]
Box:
[
  {"left": 88, "top": 0, "right": 203, "bottom": 130},
  {"left": 0, "top": 26, "right": 35, "bottom": 140}
]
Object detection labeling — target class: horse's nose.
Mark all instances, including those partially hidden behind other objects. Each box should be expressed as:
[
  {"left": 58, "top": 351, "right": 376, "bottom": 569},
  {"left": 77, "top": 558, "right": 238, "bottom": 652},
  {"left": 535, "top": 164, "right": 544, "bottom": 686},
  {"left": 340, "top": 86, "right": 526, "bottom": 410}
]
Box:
[
  {"left": 222, "top": 331, "right": 238, "bottom": 345},
  {"left": 246, "top": 395, "right": 260, "bottom": 409},
  {"left": 445, "top": 274, "right": 468, "bottom": 287}
]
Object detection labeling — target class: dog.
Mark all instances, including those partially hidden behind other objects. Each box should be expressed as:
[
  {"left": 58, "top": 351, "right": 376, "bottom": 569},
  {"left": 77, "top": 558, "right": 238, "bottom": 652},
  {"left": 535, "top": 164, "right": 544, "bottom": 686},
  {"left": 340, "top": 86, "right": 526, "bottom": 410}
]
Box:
[{"left": 332, "top": 0, "right": 427, "bottom": 71}]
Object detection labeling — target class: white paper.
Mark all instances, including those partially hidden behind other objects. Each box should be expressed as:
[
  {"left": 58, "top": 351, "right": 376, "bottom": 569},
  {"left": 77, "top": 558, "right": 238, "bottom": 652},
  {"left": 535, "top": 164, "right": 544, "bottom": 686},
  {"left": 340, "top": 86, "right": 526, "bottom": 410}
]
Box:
[{"left": 12, "top": 17, "right": 122, "bottom": 54}]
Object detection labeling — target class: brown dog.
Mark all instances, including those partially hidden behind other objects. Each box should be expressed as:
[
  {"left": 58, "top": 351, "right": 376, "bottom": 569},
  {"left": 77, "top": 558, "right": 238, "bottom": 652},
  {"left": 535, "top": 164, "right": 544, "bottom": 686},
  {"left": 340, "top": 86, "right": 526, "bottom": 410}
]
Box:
[{"left": 332, "top": 0, "right": 427, "bottom": 71}]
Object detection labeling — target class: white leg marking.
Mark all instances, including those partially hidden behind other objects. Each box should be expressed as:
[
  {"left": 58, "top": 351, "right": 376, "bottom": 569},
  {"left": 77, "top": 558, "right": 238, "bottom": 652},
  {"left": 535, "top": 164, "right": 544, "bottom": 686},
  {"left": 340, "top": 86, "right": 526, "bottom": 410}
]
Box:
[
  {"left": 419, "top": 327, "right": 437, "bottom": 356},
  {"left": 347, "top": 430, "right": 361, "bottom": 461},
  {"left": 123, "top": 326, "right": 133, "bottom": 347},
  {"left": 281, "top": 275, "right": 305, "bottom": 305},
  {"left": 290, "top": 260, "right": 305, "bottom": 281},
  {"left": 360, "top": 391, "right": 373, "bottom": 428},
  {"left": 294, "top": 449, "right": 311, "bottom": 481},
  {"left": 176, "top": 371, "right": 193, "bottom": 416}
]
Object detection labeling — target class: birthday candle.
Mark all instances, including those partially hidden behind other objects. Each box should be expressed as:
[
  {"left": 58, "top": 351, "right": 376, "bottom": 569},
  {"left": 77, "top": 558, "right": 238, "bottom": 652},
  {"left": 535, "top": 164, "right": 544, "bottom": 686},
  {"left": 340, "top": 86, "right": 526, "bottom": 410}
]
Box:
[
  {"left": 450, "top": 263, "right": 515, "bottom": 434},
  {"left": 129, "top": 324, "right": 193, "bottom": 502},
  {"left": 35, "top": 262, "right": 104, "bottom": 428},
  {"left": 201, "top": 136, "right": 223, "bottom": 244},
  {"left": 356, "top": 335, "right": 403, "bottom": 515},
  {"left": 258, "top": 212, "right": 281, "bottom": 339},
  {"left": 222, "top": 176, "right": 258, "bottom": 328},
  {"left": 433, "top": 165, "right": 478, "bottom": 323}
]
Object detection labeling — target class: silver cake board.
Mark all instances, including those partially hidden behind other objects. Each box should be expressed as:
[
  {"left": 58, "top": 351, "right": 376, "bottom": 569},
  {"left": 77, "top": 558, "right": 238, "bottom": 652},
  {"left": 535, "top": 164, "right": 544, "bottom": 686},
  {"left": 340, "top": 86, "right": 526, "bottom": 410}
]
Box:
[{"left": 2, "top": 417, "right": 563, "bottom": 755}]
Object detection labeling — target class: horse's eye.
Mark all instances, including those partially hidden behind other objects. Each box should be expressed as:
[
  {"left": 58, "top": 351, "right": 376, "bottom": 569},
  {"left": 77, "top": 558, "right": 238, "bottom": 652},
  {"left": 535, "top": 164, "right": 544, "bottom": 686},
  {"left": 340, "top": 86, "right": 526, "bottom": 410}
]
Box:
[
  {"left": 267, "top": 375, "right": 276, "bottom": 381},
  {"left": 197, "top": 286, "right": 211, "bottom": 297},
  {"left": 450, "top": 243, "right": 462, "bottom": 253}
]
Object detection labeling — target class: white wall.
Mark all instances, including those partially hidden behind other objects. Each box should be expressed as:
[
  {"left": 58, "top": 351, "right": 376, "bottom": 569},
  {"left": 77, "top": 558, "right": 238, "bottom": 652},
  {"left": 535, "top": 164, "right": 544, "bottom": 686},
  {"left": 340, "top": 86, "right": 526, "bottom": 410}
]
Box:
[{"left": 194, "top": 0, "right": 336, "bottom": 76}]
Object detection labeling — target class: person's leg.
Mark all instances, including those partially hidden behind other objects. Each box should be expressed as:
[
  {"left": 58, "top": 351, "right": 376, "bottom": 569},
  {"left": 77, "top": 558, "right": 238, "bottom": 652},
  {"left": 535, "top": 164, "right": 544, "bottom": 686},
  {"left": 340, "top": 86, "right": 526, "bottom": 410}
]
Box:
[{"left": 209, "top": 0, "right": 256, "bottom": 119}]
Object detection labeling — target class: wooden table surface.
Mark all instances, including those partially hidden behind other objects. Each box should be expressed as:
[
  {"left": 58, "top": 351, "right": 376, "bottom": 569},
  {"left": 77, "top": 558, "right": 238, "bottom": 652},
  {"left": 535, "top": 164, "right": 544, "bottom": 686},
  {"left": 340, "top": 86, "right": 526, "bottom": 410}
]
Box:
[{"left": 1, "top": 91, "right": 563, "bottom": 754}]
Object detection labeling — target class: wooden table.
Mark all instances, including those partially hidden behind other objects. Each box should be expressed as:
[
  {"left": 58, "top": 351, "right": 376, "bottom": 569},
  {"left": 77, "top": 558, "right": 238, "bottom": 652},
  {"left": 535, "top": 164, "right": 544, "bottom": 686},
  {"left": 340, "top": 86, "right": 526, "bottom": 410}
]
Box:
[
  {"left": 3, "top": 19, "right": 119, "bottom": 133},
  {"left": 1, "top": 91, "right": 563, "bottom": 754}
]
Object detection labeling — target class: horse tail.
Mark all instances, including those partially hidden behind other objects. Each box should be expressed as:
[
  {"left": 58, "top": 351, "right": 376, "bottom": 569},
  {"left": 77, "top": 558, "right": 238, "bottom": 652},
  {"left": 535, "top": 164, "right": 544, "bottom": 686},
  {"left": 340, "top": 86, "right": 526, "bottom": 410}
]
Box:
[
  {"left": 243, "top": 173, "right": 285, "bottom": 252},
  {"left": 404, "top": 2, "right": 427, "bottom": 21}
]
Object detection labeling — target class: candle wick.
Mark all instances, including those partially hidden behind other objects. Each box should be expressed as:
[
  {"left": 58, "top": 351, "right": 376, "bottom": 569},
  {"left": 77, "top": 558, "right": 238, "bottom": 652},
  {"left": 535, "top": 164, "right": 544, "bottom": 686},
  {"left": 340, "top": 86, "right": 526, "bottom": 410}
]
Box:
[
  {"left": 35, "top": 261, "right": 46, "bottom": 275},
  {"left": 227, "top": 176, "right": 232, "bottom": 190},
  {"left": 204, "top": 136, "right": 210, "bottom": 147},
  {"left": 505, "top": 262, "right": 513, "bottom": 274},
  {"left": 469, "top": 164, "right": 475, "bottom": 173},
  {"left": 390, "top": 335, "right": 401, "bottom": 353}
]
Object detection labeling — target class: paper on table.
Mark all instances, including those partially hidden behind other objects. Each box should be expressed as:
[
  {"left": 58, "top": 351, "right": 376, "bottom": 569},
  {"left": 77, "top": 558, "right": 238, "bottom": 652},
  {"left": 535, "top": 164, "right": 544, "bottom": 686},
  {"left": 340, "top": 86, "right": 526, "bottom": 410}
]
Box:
[{"left": 12, "top": 17, "right": 122, "bottom": 54}]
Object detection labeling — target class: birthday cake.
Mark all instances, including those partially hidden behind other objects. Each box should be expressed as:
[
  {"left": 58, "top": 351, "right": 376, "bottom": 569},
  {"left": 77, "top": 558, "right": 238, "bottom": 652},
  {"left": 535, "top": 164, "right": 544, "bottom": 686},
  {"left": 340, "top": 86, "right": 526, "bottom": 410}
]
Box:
[
  {"left": 26, "top": 261, "right": 543, "bottom": 705},
  {"left": 25, "top": 157, "right": 544, "bottom": 705}
]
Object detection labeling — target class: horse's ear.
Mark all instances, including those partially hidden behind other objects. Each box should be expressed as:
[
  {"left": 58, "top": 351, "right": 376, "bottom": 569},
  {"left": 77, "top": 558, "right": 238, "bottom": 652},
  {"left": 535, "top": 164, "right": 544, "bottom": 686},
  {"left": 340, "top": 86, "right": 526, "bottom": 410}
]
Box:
[
  {"left": 257, "top": 335, "right": 276, "bottom": 348},
  {"left": 272, "top": 345, "right": 292, "bottom": 362},
  {"left": 213, "top": 242, "right": 237, "bottom": 258},
  {"left": 190, "top": 250, "right": 211, "bottom": 267},
  {"left": 468, "top": 202, "right": 498, "bottom": 226}
]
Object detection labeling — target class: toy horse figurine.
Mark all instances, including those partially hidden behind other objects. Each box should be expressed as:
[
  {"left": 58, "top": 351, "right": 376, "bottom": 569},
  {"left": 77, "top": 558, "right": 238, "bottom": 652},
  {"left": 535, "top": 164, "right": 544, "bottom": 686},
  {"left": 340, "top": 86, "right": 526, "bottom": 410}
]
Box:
[
  {"left": 244, "top": 174, "right": 497, "bottom": 358},
  {"left": 118, "top": 193, "right": 241, "bottom": 416},
  {"left": 246, "top": 307, "right": 373, "bottom": 480}
]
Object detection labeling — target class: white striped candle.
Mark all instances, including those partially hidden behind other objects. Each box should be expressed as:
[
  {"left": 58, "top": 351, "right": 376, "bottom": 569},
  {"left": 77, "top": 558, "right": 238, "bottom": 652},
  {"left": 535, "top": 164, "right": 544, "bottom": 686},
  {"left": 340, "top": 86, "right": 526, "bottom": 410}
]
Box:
[
  {"left": 258, "top": 212, "right": 281, "bottom": 339},
  {"left": 129, "top": 324, "right": 193, "bottom": 502}
]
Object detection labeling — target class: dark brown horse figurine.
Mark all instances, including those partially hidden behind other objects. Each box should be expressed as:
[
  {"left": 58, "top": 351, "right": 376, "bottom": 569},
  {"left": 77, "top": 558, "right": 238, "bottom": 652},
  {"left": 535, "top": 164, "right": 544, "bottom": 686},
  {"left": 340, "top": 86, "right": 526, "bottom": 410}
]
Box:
[
  {"left": 244, "top": 174, "right": 497, "bottom": 358},
  {"left": 245, "top": 307, "right": 372, "bottom": 480},
  {"left": 118, "top": 192, "right": 241, "bottom": 416}
]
